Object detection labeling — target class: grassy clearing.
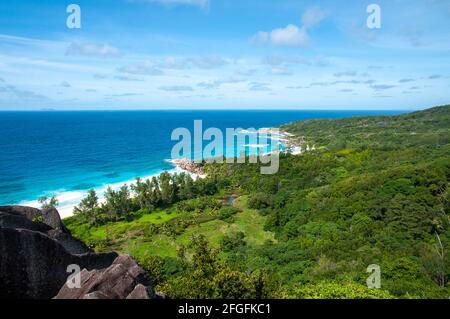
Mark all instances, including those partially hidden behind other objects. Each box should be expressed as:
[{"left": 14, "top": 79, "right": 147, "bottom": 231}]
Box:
[
  {"left": 67, "top": 195, "right": 275, "bottom": 262},
  {"left": 67, "top": 209, "right": 184, "bottom": 244},
  {"left": 124, "top": 206, "right": 275, "bottom": 261}
]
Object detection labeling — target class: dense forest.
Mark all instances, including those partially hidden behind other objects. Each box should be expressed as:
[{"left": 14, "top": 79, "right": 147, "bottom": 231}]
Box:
[{"left": 64, "top": 105, "right": 450, "bottom": 299}]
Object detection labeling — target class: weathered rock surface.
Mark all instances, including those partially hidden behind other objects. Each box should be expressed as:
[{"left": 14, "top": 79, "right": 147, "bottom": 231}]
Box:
[
  {"left": 126, "top": 284, "right": 152, "bottom": 299},
  {"left": 0, "top": 227, "right": 117, "bottom": 299},
  {"left": 0, "top": 205, "right": 89, "bottom": 254},
  {"left": 0, "top": 206, "right": 156, "bottom": 299},
  {"left": 0, "top": 205, "right": 42, "bottom": 221},
  {"left": 55, "top": 255, "right": 154, "bottom": 299},
  {"left": 167, "top": 158, "right": 206, "bottom": 176}
]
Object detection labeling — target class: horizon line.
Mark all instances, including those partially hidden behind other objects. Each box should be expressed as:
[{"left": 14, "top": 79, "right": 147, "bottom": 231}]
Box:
[{"left": 0, "top": 107, "right": 417, "bottom": 112}]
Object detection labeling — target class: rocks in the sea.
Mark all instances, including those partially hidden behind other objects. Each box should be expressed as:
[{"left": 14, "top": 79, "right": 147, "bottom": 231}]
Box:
[
  {"left": 0, "top": 205, "right": 155, "bottom": 299},
  {"left": 168, "top": 158, "right": 206, "bottom": 176},
  {"left": 55, "top": 255, "right": 154, "bottom": 299}
]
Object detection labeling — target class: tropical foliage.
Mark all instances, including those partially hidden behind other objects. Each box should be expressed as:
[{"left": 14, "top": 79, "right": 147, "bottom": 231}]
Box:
[{"left": 65, "top": 105, "right": 450, "bottom": 299}]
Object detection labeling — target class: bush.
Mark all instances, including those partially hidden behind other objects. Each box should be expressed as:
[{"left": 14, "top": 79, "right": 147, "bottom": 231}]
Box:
[
  {"left": 248, "top": 193, "right": 274, "bottom": 209},
  {"left": 220, "top": 231, "right": 246, "bottom": 252},
  {"left": 218, "top": 207, "right": 239, "bottom": 222},
  {"left": 289, "top": 281, "right": 394, "bottom": 299}
]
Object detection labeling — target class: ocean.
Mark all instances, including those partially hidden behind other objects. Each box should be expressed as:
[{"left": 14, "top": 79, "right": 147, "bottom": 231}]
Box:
[{"left": 0, "top": 110, "right": 403, "bottom": 217}]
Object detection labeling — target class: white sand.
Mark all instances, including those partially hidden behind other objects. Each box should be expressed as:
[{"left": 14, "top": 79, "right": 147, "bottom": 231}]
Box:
[{"left": 19, "top": 166, "right": 202, "bottom": 219}]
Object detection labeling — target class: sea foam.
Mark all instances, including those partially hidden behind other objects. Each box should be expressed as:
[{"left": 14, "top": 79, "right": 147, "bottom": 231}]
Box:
[{"left": 19, "top": 167, "right": 185, "bottom": 219}]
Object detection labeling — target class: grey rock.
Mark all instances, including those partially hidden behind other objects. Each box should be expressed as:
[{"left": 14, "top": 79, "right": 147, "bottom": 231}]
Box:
[
  {"left": 0, "top": 206, "right": 118, "bottom": 299},
  {"left": 0, "top": 227, "right": 117, "bottom": 299},
  {"left": 0, "top": 211, "right": 51, "bottom": 233},
  {"left": 126, "top": 284, "right": 151, "bottom": 299},
  {"left": 83, "top": 291, "right": 109, "bottom": 299},
  {"left": 0, "top": 206, "right": 90, "bottom": 255},
  {"left": 0, "top": 205, "right": 42, "bottom": 221},
  {"left": 55, "top": 255, "right": 154, "bottom": 299},
  {"left": 41, "top": 208, "right": 67, "bottom": 231},
  {"left": 0, "top": 205, "right": 156, "bottom": 299}
]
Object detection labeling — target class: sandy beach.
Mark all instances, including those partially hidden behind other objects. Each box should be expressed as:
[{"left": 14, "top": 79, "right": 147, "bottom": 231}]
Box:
[{"left": 19, "top": 166, "right": 202, "bottom": 219}]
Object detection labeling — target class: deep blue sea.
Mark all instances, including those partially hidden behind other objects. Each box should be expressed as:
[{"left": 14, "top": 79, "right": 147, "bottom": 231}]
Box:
[{"left": 0, "top": 110, "right": 403, "bottom": 216}]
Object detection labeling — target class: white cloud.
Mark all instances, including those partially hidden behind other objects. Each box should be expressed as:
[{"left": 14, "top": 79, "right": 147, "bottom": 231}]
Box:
[
  {"left": 159, "top": 85, "right": 194, "bottom": 92},
  {"left": 0, "top": 54, "right": 102, "bottom": 72},
  {"left": 251, "top": 6, "right": 326, "bottom": 48},
  {"left": 0, "top": 34, "right": 61, "bottom": 51},
  {"left": 271, "top": 25, "right": 309, "bottom": 47},
  {"left": 301, "top": 6, "right": 328, "bottom": 28},
  {"left": 263, "top": 54, "right": 330, "bottom": 69},
  {"left": 114, "top": 75, "right": 145, "bottom": 82},
  {"left": 189, "top": 56, "right": 227, "bottom": 69},
  {"left": 66, "top": 42, "right": 123, "bottom": 58},
  {"left": 398, "top": 78, "right": 415, "bottom": 83},
  {"left": 160, "top": 57, "right": 188, "bottom": 69},
  {"left": 151, "top": 56, "right": 226, "bottom": 70},
  {"left": 253, "top": 25, "right": 309, "bottom": 47},
  {"left": 197, "top": 77, "right": 245, "bottom": 89},
  {"left": 118, "top": 61, "right": 163, "bottom": 75},
  {"left": 249, "top": 82, "right": 271, "bottom": 92},
  {"left": 93, "top": 74, "right": 108, "bottom": 79},
  {"left": 334, "top": 71, "right": 357, "bottom": 77},
  {"left": 252, "top": 31, "right": 270, "bottom": 44},
  {"left": 0, "top": 81, "right": 49, "bottom": 103},
  {"left": 270, "top": 66, "right": 293, "bottom": 76},
  {"left": 60, "top": 81, "right": 71, "bottom": 88},
  {"left": 371, "top": 84, "right": 397, "bottom": 91}
]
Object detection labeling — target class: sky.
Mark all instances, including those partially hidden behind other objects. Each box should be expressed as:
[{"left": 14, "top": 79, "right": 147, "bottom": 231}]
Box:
[{"left": 0, "top": 0, "right": 449, "bottom": 110}]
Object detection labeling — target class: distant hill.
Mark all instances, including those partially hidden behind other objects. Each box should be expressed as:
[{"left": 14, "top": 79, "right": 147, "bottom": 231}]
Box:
[{"left": 282, "top": 104, "right": 450, "bottom": 150}]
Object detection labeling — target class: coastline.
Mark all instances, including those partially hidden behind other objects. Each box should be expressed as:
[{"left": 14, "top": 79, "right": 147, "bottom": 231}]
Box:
[
  {"left": 1, "top": 111, "right": 398, "bottom": 219},
  {"left": 15, "top": 128, "right": 304, "bottom": 219},
  {"left": 18, "top": 165, "right": 202, "bottom": 219}
]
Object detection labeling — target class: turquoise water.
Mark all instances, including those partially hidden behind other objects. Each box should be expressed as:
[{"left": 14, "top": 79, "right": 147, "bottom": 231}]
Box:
[{"left": 0, "top": 110, "right": 403, "bottom": 214}]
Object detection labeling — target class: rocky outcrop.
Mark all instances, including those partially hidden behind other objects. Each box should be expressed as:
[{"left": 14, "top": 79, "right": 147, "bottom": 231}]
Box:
[
  {"left": 0, "top": 205, "right": 42, "bottom": 221},
  {"left": 0, "top": 206, "right": 154, "bottom": 299},
  {"left": 55, "top": 255, "right": 154, "bottom": 299},
  {"left": 167, "top": 158, "right": 206, "bottom": 176},
  {"left": 0, "top": 205, "right": 89, "bottom": 254},
  {"left": 0, "top": 227, "right": 117, "bottom": 299}
]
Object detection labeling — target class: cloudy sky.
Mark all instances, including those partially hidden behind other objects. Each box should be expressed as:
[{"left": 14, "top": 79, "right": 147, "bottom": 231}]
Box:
[{"left": 0, "top": 0, "right": 449, "bottom": 110}]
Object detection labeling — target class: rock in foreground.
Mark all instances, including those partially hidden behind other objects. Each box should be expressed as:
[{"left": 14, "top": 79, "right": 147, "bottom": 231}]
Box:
[
  {"left": 55, "top": 255, "right": 154, "bottom": 299},
  {"left": 0, "top": 206, "right": 155, "bottom": 299}
]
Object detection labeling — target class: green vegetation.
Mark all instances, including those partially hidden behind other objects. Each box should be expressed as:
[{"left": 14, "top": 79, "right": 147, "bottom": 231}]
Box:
[
  {"left": 65, "top": 105, "right": 450, "bottom": 299},
  {"left": 38, "top": 195, "right": 58, "bottom": 209}
]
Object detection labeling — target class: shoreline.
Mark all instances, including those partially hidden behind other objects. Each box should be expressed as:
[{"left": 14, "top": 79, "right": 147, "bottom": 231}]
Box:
[
  {"left": 14, "top": 128, "right": 305, "bottom": 219},
  {"left": 18, "top": 165, "right": 202, "bottom": 219}
]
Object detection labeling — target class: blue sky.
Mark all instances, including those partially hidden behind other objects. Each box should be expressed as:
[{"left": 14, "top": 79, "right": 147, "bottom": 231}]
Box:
[{"left": 0, "top": 0, "right": 449, "bottom": 110}]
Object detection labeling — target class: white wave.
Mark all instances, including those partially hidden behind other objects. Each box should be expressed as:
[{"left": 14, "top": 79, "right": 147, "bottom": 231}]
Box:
[
  {"left": 243, "top": 144, "right": 269, "bottom": 148},
  {"left": 18, "top": 166, "right": 194, "bottom": 219}
]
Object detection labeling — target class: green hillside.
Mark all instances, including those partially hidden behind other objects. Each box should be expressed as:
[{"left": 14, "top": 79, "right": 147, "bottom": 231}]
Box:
[{"left": 65, "top": 105, "right": 450, "bottom": 299}]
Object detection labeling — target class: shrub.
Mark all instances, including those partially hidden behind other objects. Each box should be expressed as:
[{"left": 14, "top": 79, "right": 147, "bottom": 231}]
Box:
[{"left": 248, "top": 193, "right": 274, "bottom": 209}]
